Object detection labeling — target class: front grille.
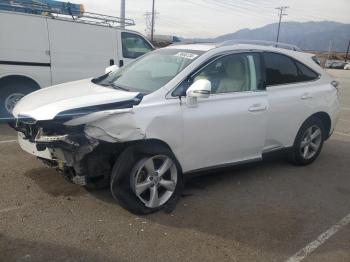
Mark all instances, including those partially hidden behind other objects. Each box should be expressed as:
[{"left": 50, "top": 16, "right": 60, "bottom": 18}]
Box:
[{"left": 15, "top": 119, "right": 84, "bottom": 143}]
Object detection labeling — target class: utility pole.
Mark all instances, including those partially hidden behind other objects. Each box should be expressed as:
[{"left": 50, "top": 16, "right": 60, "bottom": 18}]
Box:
[
  {"left": 275, "top": 6, "right": 289, "bottom": 45},
  {"left": 151, "top": 0, "right": 155, "bottom": 42},
  {"left": 326, "top": 40, "right": 333, "bottom": 68},
  {"left": 120, "top": 0, "right": 125, "bottom": 29},
  {"left": 345, "top": 39, "right": 350, "bottom": 62}
]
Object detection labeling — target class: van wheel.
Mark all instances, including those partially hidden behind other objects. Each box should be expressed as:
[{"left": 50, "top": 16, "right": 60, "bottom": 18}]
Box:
[
  {"left": 290, "top": 117, "right": 325, "bottom": 166},
  {"left": 0, "top": 83, "right": 37, "bottom": 120},
  {"left": 110, "top": 144, "right": 182, "bottom": 215}
]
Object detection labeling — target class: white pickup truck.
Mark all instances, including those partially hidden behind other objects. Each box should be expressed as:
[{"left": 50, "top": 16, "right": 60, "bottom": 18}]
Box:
[{"left": 0, "top": 9, "right": 154, "bottom": 119}]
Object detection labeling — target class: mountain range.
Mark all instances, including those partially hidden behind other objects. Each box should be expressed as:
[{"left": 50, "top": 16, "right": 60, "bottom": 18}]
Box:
[{"left": 184, "top": 21, "right": 350, "bottom": 52}]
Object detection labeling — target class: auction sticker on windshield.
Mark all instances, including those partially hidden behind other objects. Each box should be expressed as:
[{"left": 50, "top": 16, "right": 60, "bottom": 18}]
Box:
[{"left": 174, "top": 52, "right": 198, "bottom": 60}]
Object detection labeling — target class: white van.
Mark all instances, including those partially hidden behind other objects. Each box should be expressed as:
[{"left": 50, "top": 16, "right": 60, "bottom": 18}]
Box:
[{"left": 0, "top": 10, "right": 154, "bottom": 119}]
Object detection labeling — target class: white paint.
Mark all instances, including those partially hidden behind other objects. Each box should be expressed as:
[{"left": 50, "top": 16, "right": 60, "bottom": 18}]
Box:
[
  {"left": 12, "top": 78, "right": 139, "bottom": 121},
  {"left": 285, "top": 213, "right": 350, "bottom": 262},
  {"left": 334, "top": 131, "right": 350, "bottom": 137},
  {"left": 341, "top": 107, "right": 350, "bottom": 111},
  {"left": 0, "top": 140, "right": 17, "bottom": 144},
  {"left": 0, "top": 205, "right": 25, "bottom": 214}
]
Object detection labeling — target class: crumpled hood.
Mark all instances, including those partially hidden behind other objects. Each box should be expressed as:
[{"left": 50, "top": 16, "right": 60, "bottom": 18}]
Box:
[{"left": 13, "top": 78, "right": 140, "bottom": 121}]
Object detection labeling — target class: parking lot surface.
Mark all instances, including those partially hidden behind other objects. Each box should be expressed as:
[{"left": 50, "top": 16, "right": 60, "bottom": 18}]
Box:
[{"left": 1, "top": 69, "right": 349, "bottom": 262}]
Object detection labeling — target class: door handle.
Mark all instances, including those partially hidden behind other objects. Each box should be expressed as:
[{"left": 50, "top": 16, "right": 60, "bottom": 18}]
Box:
[
  {"left": 301, "top": 93, "right": 312, "bottom": 100},
  {"left": 248, "top": 104, "right": 267, "bottom": 112}
]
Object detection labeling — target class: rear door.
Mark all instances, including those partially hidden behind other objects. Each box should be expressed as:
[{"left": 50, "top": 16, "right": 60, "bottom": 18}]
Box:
[
  {"left": 180, "top": 52, "right": 268, "bottom": 172},
  {"left": 117, "top": 31, "right": 154, "bottom": 67},
  {"left": 263, "top": 52, "right": 320, "bottom": 151},
  {"left": 48, "top": 19, "right": 118, "bottom": 85}
]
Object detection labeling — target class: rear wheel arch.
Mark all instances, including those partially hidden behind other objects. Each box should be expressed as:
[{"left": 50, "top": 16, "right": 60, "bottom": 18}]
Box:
[
  {"left": 294, "top": 112, "right": 331, "bottom": 143},
  {"left": 0, "top": 75, "right": 42, "bottom": 118},
  {"left": 310, "top": 112, "right": 331, "bottom": 140},
  {"left": 0, "top": 75, "right": 41, "bottom": 90}
]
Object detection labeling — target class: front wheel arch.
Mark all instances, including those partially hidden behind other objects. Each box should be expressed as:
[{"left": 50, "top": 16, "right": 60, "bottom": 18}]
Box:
[{"left": 118, "top": 138, "right": 183, "bottom": 172}]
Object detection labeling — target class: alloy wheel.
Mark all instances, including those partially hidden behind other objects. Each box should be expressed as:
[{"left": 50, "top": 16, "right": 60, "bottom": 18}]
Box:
[
  {"left": 300, "top": 125, "right": 322, "bottom": 160},
  {"left": 131, "top": 155, "right": 178, "bottom": 208}
]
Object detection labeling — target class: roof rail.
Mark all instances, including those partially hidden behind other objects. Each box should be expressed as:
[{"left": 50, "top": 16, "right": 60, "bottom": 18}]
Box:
[
  {"left": 218, "top": 40, "right": 302, "bottom": 51},
  {"left": 0, "top": 0, "right": 135, "bottom": 27}
]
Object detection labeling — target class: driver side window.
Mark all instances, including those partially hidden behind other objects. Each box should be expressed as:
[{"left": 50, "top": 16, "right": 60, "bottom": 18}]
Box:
[
  {"left": 172, "top": 53, "right": 263, "bottom": 97},
  {"left": 121, "top": 32, "right": 154, "bottom": 59},
  {"left": 194, "top": 53, "right": 262, "bottom": 94}
]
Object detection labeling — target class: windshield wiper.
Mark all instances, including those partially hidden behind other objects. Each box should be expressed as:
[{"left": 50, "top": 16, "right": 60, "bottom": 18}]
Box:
[
  {"left": 110, "top": 83, "right": 130, "bottom": 91},
  {"left": 99, "top": 83, "right": 130, "bottom": 91}
]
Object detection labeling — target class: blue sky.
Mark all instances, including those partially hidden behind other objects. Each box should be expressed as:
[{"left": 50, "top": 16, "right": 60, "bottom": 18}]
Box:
[{"left": 82, "top": 0, "right": 350, "bottom": 38}]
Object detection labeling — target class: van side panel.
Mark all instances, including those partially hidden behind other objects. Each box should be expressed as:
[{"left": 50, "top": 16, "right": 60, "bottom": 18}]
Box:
[
  {"left": 47, "top": 19, "right": 118, "bottom": 85},
  {"left": 0, "top": 12, "right": 50, "bottom": 63}
]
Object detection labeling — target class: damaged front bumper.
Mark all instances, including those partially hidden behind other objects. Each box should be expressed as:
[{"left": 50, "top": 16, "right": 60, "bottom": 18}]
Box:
[
  {"left": 18, "top": 132, "right": 53, "bottom": 160},
  {"left": 14, "top": 119, "right": 100, "bottom": 186}
]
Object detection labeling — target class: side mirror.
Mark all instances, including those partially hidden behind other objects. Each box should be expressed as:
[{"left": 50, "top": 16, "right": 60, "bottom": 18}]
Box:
[
  {"left": 186, "top": 79, "right": 211, "bottom": 107},
  {"left": 105, "top": 65, "right": 119, "bottom": 74},
  {"left": 186, "top": 79, "right": 211, "bottom": 98}
]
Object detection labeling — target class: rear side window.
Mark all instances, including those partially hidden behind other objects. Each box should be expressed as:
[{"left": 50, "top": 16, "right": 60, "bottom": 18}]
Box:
[
  {"left": 295, "top": 61, "right": 319, "bottom": 81},
  {"left": 263, "top": 52, "right": 299, "bottom": 86},
  {"left": 121, "top": 32, "right": 154, "bottom": 59},
  {"left": 263, "top": 52, "right": 319, "bottom": 86}
]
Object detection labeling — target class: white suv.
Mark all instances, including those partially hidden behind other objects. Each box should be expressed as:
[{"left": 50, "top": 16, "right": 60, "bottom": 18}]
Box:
[{"left": 12, "top": 42, "right": 340, "bottom": 214}]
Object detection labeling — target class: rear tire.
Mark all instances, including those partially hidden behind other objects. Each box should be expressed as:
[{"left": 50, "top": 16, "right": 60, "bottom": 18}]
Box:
[
  {"left": 110, "top": 143, "right": 183, "bottom": 215},
  {"left": 0, "top": 82, "right": 38, "bottom": 120},
  {"left": 290, "top": 117, "right": 325, "bottom": 166}
]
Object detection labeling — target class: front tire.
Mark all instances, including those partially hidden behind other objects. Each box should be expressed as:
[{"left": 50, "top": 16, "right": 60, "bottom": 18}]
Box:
[
  {"left": 110, "top": 143, "right": 182, "bottom": 214},
  {"left": 0, "top": 83, "right": 37, "bottom": 120},
  {"left": 290, "top": 117, "right": 325, "bottom": 166}
]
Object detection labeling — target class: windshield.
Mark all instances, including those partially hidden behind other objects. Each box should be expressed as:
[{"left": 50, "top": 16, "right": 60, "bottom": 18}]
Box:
[{"left": 93, "top": 48, "right": 204, "bottom": 94}]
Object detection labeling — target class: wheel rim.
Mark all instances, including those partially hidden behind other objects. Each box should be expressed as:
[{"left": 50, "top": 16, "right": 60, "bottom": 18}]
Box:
[
  {"left": 131, "top": 155, "right": 178, "bottom": 208},
  {"left": 300, "top": 125, "right": 322, "bottom": 160},
  {"left": 4, "top": 93, "right": 25, "bottom": 114}
]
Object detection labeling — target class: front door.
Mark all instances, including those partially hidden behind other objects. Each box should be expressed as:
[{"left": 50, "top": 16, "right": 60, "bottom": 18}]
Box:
[
  {"left": 181, "top": 52, "right": 268, "bottom": 172},
  {"left": 118, "top": 32, "right": 154, "bottom": 67}
]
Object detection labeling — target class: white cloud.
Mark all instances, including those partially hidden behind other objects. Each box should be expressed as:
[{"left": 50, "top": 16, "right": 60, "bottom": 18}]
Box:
[{"left": 80, "top": 0, "right": 350, "bottom": 38}]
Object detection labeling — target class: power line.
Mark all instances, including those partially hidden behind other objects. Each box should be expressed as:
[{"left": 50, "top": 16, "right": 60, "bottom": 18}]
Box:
[{"left": 275, "top": 6, "right": 289, "bottom": 44}]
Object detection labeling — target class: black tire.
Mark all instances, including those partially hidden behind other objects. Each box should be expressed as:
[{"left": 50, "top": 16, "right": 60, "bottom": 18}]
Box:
[
  {"left": 85, "top": 176, "right": 110, "bottom": 190},
  {"left": 290, "top": 116, "right": 325, "bottom": 166},
  {"left": 0, "top": 82, "right": 38, "bottom": 121},
  {"left": 110, "top": 143, "right": 183, "bottom": 215}
]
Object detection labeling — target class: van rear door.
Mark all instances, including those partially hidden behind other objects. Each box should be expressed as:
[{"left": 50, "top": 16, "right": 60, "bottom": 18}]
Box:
[
  {"left": 0, "top": 12, "right": 50, "bottom": 65},
  {"left": 0, "top": 12, "right": 51, "bottom": 88},
  {"left": 47, "top": 19, "right": 118, "bottom": 85}
]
